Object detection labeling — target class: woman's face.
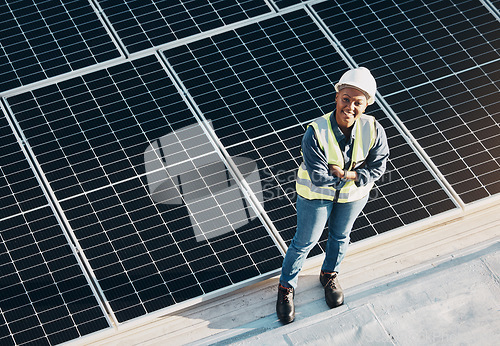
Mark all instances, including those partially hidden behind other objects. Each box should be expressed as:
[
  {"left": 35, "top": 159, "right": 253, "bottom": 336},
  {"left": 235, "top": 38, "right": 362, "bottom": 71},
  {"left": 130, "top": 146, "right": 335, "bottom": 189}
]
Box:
[{"left": 335, "top": 87, "right": 368, "bottom": 130}]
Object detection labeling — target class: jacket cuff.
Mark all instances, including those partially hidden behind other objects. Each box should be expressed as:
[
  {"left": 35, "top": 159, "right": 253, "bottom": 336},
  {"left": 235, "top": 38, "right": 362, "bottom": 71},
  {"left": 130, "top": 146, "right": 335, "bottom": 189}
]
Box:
[{"left": 354, "top": 169, "right": 368, "bottom": 187}]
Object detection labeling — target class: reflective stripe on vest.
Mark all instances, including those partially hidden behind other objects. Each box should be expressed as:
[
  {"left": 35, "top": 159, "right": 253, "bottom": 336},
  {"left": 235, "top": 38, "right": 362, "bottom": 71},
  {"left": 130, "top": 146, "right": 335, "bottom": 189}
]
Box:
[{"left": 296, "top": 113, "right": 376, "bottom": 203}]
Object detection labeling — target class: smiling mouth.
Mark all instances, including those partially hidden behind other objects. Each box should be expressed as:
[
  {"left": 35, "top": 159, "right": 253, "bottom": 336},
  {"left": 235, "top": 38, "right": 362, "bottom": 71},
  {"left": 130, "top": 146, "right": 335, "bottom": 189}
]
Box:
[{"left": 342, "top": 110, "right": 355, "bottom": 119}]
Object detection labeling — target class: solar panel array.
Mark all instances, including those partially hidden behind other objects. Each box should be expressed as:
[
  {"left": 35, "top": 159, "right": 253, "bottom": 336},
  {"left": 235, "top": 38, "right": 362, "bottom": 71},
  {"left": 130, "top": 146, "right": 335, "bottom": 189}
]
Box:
[
  {"left": 0, "top": 109, "right": 111, "bottom": 344},
  {"left": 96, "top": 0, "right": 272, "bottom": 54},
  {"left": 6, "top": 55, "right": 283, "bottom": 324},
  {"left": 163, "top": 8, "right": 458, "bottom": 252},
  {"left": 0, "top": 0, "right": 122, "bottom": 93},
  {"left": 312, "top": 0, "right": 500, "bottom": 203},
  {"left": 0, "top": 0, "right": 498, "bottom": 344}
]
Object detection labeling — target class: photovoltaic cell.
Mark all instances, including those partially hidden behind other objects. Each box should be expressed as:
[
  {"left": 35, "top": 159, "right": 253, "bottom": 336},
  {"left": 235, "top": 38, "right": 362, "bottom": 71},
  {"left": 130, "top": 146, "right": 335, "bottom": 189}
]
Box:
[
  {"left": 97, "top": 0, "right": 272, "bottom": 53},
  {"left": 6, "top": 55, "right": 283, "bottom": 323},
  {"left": 0, "top": 0, "right": 121, "bottom": 93},
  {"left": 313, "top": 0, "right": 500, "bottom": 203},
  {"left": 0, "top": 111, "right": 111, "bottom": 345},
  {"left": 164, "top": 9, "right": 457, "bottom": 251},
  {"left": 0, "top": 310, "right": 14, "bottom": 346}
]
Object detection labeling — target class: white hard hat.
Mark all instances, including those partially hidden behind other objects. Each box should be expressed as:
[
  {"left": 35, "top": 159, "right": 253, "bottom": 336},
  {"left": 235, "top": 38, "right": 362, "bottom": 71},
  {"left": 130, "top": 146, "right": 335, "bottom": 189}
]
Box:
[{"left": 334, "top": 67, "right": 377, "bottom": 105}]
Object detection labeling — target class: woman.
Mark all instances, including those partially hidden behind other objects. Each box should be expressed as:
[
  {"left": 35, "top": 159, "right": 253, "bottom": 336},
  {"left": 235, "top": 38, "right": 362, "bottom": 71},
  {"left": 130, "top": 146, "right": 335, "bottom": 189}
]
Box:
[{"left": 276, "top": 67, "right": 389, "bottom": 323}]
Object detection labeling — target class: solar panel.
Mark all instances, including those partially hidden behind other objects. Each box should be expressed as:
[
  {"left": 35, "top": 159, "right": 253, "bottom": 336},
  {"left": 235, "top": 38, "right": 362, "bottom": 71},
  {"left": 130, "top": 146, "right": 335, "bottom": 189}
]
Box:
[
  {"left": 163, "top": 8, "right": 458, "bottom": 252},
  {"left": 0, "top": 110, "right": 111, "bottom": 345},
  {"left": 6, "top": 55, "right": 283, "bottom": 323},
  {"left": 96, "top": 0, "right": 272, "bottom": 54},
  {"left": 0, "top": 0, "right": 122, "bottom": 93},
  {"left": 312, "top": 0, "right": 500, "bottom": 203}
]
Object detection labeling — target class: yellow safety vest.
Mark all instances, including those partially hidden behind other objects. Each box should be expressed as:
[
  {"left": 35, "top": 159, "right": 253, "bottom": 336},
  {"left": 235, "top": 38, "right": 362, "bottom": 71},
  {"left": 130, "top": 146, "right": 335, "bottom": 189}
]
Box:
[{"left": 296, "top": 112, "right": 377, "bottom": 203}]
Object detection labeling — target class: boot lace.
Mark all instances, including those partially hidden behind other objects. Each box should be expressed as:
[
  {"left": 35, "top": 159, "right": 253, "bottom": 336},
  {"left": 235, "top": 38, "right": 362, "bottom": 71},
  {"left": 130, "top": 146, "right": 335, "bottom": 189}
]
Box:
[
  {"left": 325, "top": 273, "right": 338, "bottom": 290},
  {"left": 279, "top": 285, "right": 293, "bottom": 303}
]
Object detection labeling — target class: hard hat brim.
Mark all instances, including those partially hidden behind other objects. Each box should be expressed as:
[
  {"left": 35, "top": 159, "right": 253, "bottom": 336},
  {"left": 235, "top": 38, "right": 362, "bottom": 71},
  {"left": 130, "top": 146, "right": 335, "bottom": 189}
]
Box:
[{"left": 334, "top": 83, "right": 375, "bottom": 105}]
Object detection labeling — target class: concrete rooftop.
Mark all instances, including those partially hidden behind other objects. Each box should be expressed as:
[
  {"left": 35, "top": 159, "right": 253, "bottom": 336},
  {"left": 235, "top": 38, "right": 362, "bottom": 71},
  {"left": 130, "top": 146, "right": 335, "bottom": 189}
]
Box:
[{"left": 78, "top": 197, "right": 500, "bottom": 346}]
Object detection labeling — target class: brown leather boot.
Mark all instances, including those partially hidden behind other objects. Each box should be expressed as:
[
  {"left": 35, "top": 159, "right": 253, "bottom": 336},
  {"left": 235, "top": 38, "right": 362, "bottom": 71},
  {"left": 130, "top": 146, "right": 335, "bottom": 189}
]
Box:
[
  {"left": 320, "top": 271, "right": 344, "bottom": 308},
  {"left": 276, "top": 284, "right": 295, "bottom": 323}
]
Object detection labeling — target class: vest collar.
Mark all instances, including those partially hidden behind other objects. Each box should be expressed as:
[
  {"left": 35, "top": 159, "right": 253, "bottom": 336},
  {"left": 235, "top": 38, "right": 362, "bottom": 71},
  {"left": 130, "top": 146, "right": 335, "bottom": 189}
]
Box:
[{"left": 329, "top": 111, "right": 358, "bottom": 143}]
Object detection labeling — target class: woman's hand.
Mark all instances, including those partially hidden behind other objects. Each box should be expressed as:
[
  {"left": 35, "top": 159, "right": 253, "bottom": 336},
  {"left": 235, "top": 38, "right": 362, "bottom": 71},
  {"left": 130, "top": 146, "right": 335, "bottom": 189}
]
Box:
[
  {"left": 328, "top": 164, "right": 358, "bottom": 181},
  {"left": 328, "top": 164, "right": 344, "bottom": 179}
]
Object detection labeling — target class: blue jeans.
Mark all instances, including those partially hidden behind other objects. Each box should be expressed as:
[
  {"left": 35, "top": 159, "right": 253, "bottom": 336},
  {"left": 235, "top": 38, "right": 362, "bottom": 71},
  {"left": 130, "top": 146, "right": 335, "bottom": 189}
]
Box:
[{"left": 279, "top": 194, "right": 369, "bottom": 289}]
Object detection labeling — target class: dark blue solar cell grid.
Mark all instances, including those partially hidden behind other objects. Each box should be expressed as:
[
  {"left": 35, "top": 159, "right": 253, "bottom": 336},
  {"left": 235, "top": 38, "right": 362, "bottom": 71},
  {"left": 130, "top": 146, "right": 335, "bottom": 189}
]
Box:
[
  {"left": 97, "top": 0, "right": 272, "bottom": 53},
  {"left": 0, "top": 310, "right": 15, "bottom": 346},
  {"left": 384, "top": 62, "right": 500, "bottom": 203},
  {"left": 272, "top": 0, "right": 304, "bottom": 9},
  {"left": 0, "top": 111, "right": 110, "bottom": 344},
  {"left": 313, "top": 0, "right": 500, "bottom": 203},
  {"left": 7, "top": 56, "right": 200, "bottom": 201},
  {"left": 164, "top": 9, "right": 457, "bottom": 251},
  {"left": 0, "top": 111, "right": 47, "bottom": 219},
  {"left": 0, "top": 208, "right": 111, "bottom": 345},
  {"left": 313, "top": 0, "right": 500, "bottom": 95},
  {"left": 0, "top": 0, "right": 121, "bottom": 92},
  {"left": 7, "top": 55, "right": 283, "bottom": 323}
]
